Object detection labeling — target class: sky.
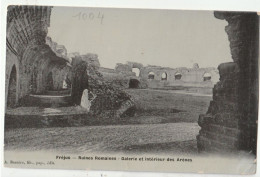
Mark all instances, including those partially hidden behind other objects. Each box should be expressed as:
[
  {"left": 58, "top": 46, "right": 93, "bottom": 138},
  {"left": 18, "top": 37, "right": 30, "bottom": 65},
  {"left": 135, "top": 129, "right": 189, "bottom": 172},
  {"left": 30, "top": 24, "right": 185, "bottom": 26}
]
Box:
[{"left": 47, "top": 6, "right": 232, "bottom": 69}]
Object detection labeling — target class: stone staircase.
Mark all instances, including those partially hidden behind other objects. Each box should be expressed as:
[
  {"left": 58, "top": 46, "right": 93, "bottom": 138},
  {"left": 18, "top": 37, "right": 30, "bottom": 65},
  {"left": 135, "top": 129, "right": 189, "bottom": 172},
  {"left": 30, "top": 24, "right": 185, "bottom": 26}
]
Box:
[
  {"left": 45, "top": 89, "right": 71, "bottom": 96},
  {"left": 27, "top": 94, "right": 72, "bottom": 107},
  {"left": 4, "top": 89, "right": 89, "bottom": 128},
  {"left": 24, "top": 89, "right": 73, "bottom": 107}
]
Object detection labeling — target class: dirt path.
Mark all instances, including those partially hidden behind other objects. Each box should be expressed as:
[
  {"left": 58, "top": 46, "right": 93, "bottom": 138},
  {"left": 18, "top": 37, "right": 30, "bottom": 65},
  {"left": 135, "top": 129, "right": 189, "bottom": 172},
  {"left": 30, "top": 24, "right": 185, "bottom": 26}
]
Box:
[
  {"left": 141, "top": 89, "right": 212, "bottom": 97},
  {"left": 5, "top": 123, "right": 200, "bottom": 155}
]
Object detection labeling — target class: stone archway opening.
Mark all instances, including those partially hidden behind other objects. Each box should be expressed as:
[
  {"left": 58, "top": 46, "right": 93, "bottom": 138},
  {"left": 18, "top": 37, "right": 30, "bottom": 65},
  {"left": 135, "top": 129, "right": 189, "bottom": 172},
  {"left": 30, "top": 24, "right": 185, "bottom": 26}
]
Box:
[
  {"left": 129, "top": 79, "right": 140, "bottom": 89},
  {"left": 203, "top": 72, "right": 211, "bottom": 81},
  {"left": 46, "top": 72, "right": 54, "bottom": 91},
  {"left": 132, "top": 68, "right": 140, "bottom": 77},
  {"left": 148, "top": 72, "right": 155, "bottom": 80},
  {"left": 62, "top": 74, "right": 71, "bottom": 90},
  {"left": 7, "top": 65, "right": 17, "bottom": 108},
  {"left": 62, "top": 79, "right": 68, "bottom": 89},
  {"left": 175, "top": 72, "right": 182, "bottom": 80},
  {"left": 161, "top": 72, "right": 167, "bottom": 80}
]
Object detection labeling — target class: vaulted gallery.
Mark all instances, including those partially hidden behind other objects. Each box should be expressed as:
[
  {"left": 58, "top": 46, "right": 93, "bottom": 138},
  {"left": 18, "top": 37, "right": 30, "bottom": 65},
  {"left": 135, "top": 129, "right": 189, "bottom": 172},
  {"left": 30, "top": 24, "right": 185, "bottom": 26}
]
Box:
[{"left": 6, "top": 6, "right": 71, "bottom": 108}]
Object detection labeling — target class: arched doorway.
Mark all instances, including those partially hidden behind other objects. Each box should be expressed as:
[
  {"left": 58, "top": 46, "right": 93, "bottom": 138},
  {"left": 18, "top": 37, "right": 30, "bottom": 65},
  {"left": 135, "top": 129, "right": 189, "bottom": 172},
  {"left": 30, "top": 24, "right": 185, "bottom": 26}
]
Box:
[
  {"left": 129, "top": 79, "right": 140, "bottom": 89},
  {"left": 175, "top": 72, "right": 182, "bottom": 80},
  {"left": 7, "top": 65, "right": 17, "bottom": 108},
  {"left": 46, "top": 72, "right": 54, "bottom": 90},
  {"left": 148, "top": 72, "right": 155, "bottom": 80},
  {"left": 161, "top": 72, "right": 167, "bottom": 80},
  {"left": 203, "top": 72, "right": 212, "bottom": 81}
]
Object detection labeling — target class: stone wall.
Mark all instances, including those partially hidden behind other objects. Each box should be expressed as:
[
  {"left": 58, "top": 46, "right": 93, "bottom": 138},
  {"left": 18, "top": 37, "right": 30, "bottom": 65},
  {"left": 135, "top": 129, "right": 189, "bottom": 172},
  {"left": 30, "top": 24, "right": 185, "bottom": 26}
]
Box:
[
  {"left": 101, "top": 61, "right": 219, "bottom": 89},
  {"left": 46, "top": 36, "right": 69, "bottom": 61},
  {"left": 140, "top": 65, "right": 219, "bottom": 89},
  {"left": 197, "top": 12, "right": 259, "bottom": 155},
  {"left": 99, "top": 67, "right": 134, "bottom": 88},
  {"left": 100, "top": 62, "right": 147, "bottom": 88}
]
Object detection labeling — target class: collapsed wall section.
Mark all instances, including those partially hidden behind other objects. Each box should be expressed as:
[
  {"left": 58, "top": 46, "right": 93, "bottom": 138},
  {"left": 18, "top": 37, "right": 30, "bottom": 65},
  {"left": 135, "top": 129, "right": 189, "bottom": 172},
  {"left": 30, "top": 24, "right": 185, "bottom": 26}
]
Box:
[
  {"left": 71, "top": 56, "right": 136, "bottom": 118},
  {"left": 197, "top": 12, "right": 259, "bottom": 154}
]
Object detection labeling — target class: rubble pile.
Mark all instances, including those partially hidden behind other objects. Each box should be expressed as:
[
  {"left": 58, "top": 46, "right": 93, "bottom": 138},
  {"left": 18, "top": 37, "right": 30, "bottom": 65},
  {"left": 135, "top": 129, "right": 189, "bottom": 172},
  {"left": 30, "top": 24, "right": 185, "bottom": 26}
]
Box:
[{"left": 71, "top": 57, "right": 136, "bottom": 118}]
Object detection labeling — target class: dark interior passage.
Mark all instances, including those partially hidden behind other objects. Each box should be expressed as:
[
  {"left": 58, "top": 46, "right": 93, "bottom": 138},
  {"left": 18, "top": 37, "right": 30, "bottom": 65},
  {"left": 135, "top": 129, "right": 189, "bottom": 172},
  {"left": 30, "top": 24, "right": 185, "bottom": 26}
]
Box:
[
  {"left": 203, "top": 73, "right": 212, "bottom": 81},
  {"left": 148, "top": 72, "right": 155, "bottom": 79},
  {"left": 203, "top": 76, "right": 211, "bottom": 81},
  {"left": 7, "top": 65, "right": 17, "bottom": 108},
  {"left": 46, "top": 72, "right": 54, "bottom": 90},
  {"left": 175, "top": 73, "right": 182, "bottom": 80},
  {"left": 129, "top": 79, "right": 140, "bottom": 88}
]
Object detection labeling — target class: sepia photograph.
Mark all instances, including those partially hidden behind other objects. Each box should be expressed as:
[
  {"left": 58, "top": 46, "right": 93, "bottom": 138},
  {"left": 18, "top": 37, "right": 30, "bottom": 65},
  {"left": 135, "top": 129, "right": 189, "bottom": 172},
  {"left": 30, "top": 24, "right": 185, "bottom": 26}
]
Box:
[{"left": 3, "top": 4, "right": 259, "bottom": 175}]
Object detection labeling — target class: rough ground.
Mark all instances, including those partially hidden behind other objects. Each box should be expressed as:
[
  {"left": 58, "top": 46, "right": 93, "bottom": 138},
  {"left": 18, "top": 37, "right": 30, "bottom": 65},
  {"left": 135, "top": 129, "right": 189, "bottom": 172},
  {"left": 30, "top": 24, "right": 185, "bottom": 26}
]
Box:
[
  {"left": 126, "top": 89, "right": 212, "bottom": 123},
  {"left": 5, "top": 88, "right": 212, "bottom": 154},
  {"left": 5, "top": 123, "right": 199, "bottom": 155}
]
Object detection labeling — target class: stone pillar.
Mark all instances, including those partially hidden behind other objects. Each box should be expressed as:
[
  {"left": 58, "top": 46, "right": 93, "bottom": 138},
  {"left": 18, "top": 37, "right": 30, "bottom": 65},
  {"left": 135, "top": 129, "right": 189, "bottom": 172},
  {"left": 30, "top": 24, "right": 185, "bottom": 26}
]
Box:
[{"left": 197, "top": 12, "right": 259, "bottom": 154}]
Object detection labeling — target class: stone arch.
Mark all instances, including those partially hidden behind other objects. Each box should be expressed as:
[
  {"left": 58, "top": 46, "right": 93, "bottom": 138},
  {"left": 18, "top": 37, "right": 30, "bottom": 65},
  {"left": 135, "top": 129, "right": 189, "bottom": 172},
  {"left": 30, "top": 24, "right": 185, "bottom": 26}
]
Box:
[
  {"left": 148, "top": 72, "right": 155, "bottom": 80},
  {"left": 129, "top": 79, "right": 140, "bottom": 89},
  {"left": 7, "top": 65, "right": 17, "bottom": 108},
  {"left": 132, "top": 68, "right": 140, "bottom": 77},
  {"left": 203, "top": 72, "right": 212, "bottom": 81},
  {"left": 161, "top": 72, "right": 167, "bottom": 80},
  {"left": 175, "top": 72, "right": 182, "bottom": 80}
]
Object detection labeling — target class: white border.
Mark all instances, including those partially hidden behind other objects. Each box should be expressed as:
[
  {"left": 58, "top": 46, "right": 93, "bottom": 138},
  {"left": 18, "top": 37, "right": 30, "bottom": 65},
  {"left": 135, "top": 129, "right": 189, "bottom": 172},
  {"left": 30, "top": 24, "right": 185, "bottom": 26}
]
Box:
[{"left": 1, "top": 0, "right": 260, "bottom": 177}]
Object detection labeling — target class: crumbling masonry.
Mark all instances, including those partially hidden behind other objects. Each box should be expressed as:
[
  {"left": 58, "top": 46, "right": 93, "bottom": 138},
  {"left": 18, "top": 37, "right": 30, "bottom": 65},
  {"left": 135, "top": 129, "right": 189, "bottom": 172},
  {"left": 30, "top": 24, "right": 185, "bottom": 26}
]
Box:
[
  {"left": 99, "top": 62, "right": 219, "bottom": 89},
  {"left": 6, "top": 6, "right": 69, "bottom": 108},
  {"left": 197, "top": 12, "right": 259, "bottom": 154},
  {"left": 5, "top": 6, "right": 135, "bottom": 119}
]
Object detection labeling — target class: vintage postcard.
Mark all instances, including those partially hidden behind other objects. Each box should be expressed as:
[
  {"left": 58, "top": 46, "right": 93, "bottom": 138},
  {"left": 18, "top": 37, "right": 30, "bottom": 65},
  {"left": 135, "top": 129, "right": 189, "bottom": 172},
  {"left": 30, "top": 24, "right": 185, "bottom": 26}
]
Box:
[{"left": 3, "top": 5, "right": 259, "bottom": 175}]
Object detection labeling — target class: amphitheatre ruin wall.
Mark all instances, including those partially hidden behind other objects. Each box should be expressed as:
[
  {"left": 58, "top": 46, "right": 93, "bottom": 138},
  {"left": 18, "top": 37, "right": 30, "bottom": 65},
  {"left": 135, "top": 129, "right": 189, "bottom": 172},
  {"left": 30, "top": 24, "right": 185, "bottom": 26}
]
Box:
[{"left": 5, "top": 6, "right": 259, "bottom": 155}]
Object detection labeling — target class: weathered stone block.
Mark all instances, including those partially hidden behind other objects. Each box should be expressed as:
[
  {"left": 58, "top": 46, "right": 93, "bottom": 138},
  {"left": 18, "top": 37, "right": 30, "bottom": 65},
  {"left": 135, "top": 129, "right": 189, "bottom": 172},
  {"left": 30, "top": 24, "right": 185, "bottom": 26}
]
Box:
[
  {"left": 198, "top": 114, "right": 215, "bottom": 127},
  {"left": 80, "top": 89, "right": 93, "bottom": 111}
]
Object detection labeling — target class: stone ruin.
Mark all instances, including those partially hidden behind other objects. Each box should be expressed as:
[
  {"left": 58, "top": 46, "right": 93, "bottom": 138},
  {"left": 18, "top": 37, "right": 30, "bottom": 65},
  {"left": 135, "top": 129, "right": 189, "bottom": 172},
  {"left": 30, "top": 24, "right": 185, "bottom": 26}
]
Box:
[
  {"left": 99, "top": 62, "right": 148, "bottom": 89},
  {"left": 70, "top": 55, "right": 136, "bottom": 118},
  {"left": 5, "top": 6, "right": 136, "bottom": 119},
  {"left": 5, "top": 6, "right": 70, "bottom": 107},
  {"left": 98, "top": 61, "right": 219, "bottom": 90},
  {"left": 140, "top": 65, "right": 219, "bottom": 89},
  {"left": 197, "top": 12, "right": 259, "bottom": 155},
  {"left": 5, "top": 6, "right": 259, "bottom": 155}
]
